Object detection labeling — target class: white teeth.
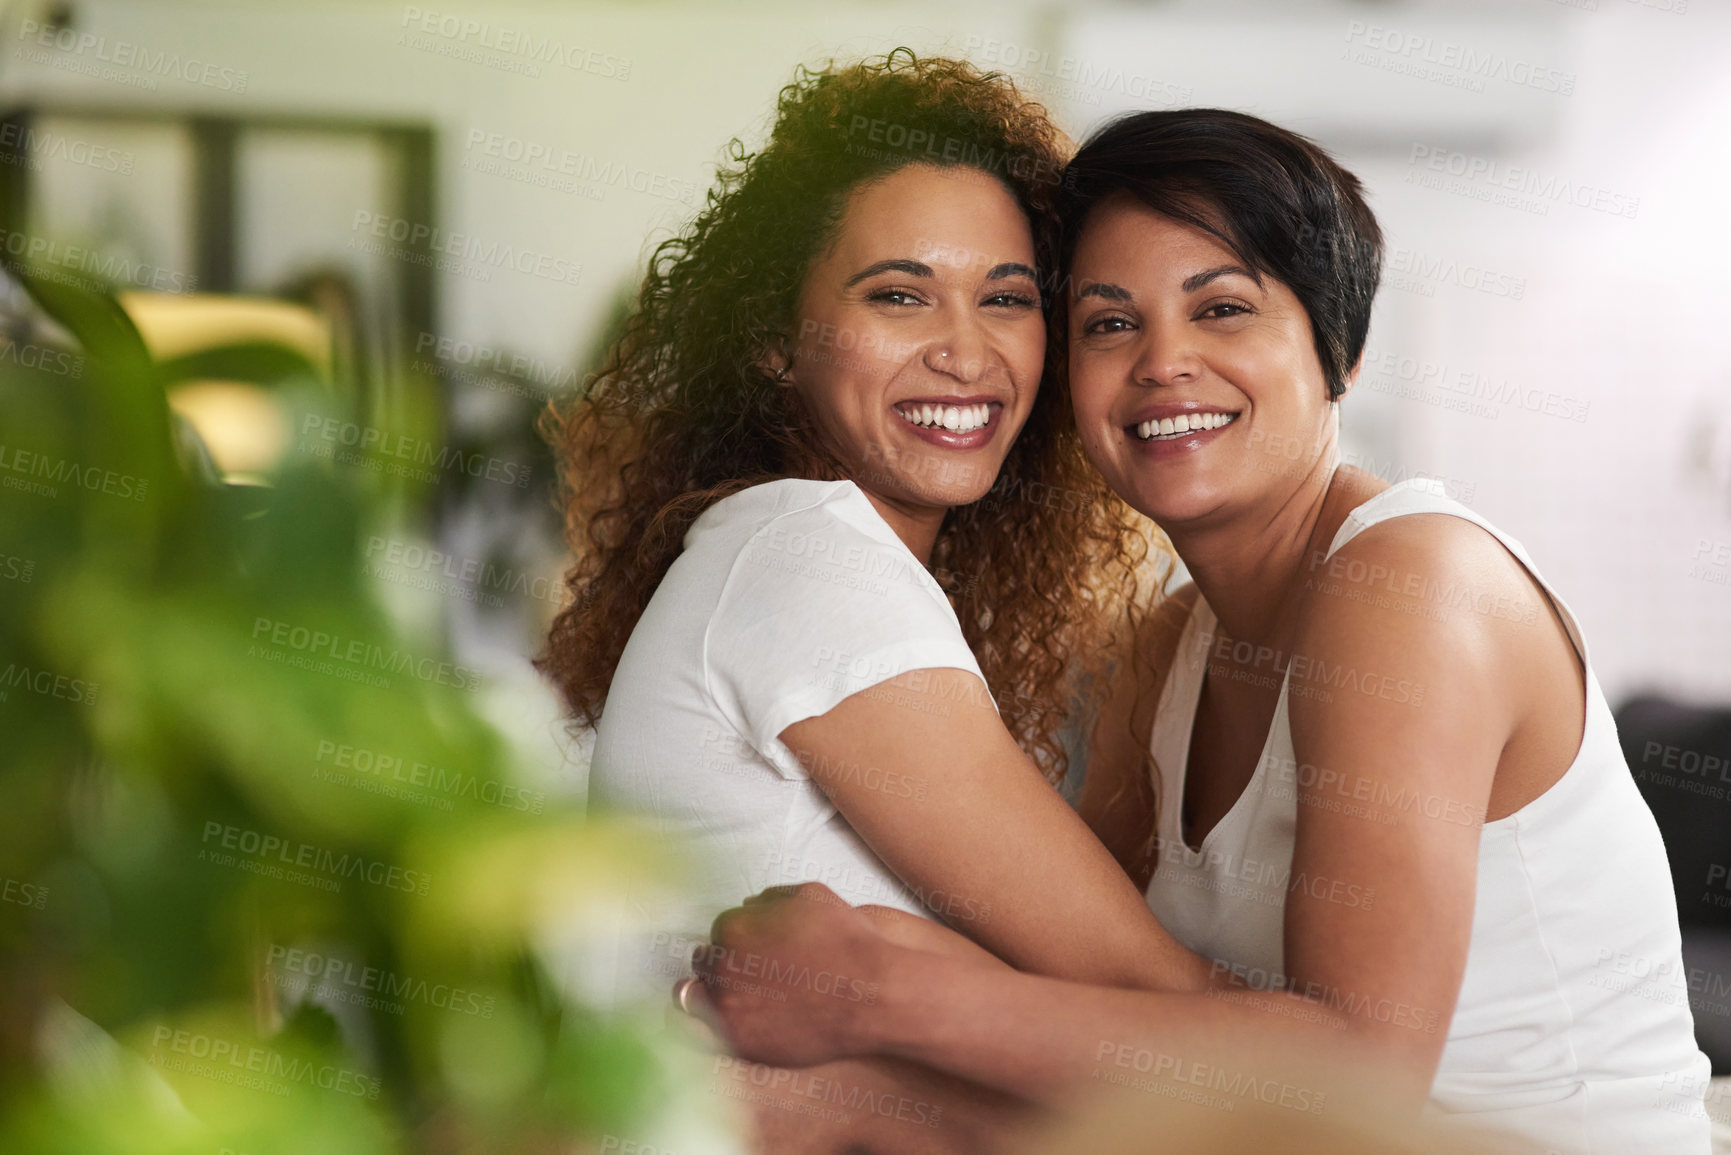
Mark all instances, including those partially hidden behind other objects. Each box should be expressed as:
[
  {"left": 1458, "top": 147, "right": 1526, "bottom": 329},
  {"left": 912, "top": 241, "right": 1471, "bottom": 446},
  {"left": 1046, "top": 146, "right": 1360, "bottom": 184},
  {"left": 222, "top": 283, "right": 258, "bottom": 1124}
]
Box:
[
  {"left": 1133, "top": 412, "right": 1237, "bottom": 441},
  {"left": 897, "top": 402, "right": 995, "bottom": 433}
]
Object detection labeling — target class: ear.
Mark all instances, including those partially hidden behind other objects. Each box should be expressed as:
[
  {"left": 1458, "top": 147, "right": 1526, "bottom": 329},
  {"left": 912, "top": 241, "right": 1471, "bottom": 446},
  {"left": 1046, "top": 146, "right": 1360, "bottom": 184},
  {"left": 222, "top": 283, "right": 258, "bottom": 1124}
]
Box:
[
  {"left": 756, "top": 337, "right": 793, "bottom": 386},
  {"left": 1335, "top": 355, "right": 1363, "bottom": 403}
]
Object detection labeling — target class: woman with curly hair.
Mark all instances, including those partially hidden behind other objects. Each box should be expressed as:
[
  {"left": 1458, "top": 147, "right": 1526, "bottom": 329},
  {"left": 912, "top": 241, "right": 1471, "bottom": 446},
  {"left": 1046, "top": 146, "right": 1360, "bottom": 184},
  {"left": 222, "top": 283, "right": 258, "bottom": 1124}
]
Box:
[{"left": 542, "top": 48, "right": 1200, "bottom": 1009}]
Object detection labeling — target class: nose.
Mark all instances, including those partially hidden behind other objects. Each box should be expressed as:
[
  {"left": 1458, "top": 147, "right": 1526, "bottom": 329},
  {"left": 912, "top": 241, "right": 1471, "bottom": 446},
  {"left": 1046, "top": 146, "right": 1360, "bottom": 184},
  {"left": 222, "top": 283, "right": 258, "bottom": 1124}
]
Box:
[
  {"left": 1132, "top": 317, "right": 1203, "bottom": 388},
  {"left": 921, "top": 316, "right": 992, "bottom": 386}
]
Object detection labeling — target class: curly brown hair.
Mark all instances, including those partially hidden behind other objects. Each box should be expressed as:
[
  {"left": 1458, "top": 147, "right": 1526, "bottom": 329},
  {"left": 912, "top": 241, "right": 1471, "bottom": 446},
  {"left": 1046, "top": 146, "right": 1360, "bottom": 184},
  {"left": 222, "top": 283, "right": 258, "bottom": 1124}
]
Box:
[{"left": 540, "top": 48, "right": 1163, "bottom": 783}]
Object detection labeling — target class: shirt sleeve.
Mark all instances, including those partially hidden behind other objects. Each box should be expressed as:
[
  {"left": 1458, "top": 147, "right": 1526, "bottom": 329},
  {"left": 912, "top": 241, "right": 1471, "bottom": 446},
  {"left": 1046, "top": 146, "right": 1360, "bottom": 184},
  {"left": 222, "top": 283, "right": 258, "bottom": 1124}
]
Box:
[{"left": 703, "top": 501, "right": 991, "bottom": 781}]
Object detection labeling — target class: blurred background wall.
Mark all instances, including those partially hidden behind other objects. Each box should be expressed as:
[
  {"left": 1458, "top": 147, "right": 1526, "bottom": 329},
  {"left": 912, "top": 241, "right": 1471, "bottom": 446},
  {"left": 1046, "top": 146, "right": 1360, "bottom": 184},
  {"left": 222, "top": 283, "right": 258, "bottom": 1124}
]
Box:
[{"left": 9, "top": 0, "right": 1724, "bottom": 726}]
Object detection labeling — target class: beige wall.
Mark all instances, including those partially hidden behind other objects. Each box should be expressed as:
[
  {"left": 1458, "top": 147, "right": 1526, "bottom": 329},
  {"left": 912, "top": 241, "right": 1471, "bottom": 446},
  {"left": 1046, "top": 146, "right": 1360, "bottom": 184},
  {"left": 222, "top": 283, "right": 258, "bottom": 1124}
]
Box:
[{"left": 9, "top": 0, "right": 1730, "bottom": 704}]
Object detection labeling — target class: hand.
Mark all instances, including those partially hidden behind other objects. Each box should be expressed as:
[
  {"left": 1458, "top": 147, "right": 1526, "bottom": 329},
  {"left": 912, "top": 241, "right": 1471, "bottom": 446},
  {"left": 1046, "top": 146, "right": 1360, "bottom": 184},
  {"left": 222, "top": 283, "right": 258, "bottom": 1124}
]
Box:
[{"left": 689, "top": 883, "right": 891, "bottom": 1069}]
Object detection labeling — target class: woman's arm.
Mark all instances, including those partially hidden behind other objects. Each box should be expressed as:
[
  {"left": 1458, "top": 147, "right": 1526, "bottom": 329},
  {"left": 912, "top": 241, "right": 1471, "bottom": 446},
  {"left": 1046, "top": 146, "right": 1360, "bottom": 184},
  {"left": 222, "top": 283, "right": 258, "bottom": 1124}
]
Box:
[
  {"left": 705, "top": 521, "right": 1545, "bottom": 1107},
  {"left": 780, "top": 652, "right": 1212, "bottom": 991},
  {"left": 678, "top": 929, "right": 1026, "bottom": 1154},
  {"left": 716, "top": 1052, "right": 1036, "bottom": 1154},
  {"left": 695, "top": 886, "right": 1376, "bottom": 1111},
  {"left": 856, "top": 902, "right": 1011, "bottom": 968}
]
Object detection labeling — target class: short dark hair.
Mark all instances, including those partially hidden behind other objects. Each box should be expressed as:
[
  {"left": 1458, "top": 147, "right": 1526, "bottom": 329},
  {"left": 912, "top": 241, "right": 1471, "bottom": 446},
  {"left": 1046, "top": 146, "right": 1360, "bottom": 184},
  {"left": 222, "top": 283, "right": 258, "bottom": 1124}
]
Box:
[{"left": 1057, "top": 109, "right": 1382, "bottom": 399}]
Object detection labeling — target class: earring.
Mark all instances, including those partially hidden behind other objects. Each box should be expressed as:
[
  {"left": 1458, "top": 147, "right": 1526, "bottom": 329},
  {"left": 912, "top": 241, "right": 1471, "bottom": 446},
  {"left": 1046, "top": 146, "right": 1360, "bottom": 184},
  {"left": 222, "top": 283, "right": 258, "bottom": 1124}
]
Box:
[{"left": 773, "top": 366, "right": 790, "bottom": 383}]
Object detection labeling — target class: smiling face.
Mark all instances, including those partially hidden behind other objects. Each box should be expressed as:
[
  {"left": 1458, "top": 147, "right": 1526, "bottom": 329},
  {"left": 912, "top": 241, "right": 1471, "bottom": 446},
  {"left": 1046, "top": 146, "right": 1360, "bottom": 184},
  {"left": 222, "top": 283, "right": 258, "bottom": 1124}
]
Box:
[
  {"left": 785, "top": 163, "right": 1045, "bottom": 519},
  {"left": 1067, "top": 194, "right": 1346, "bottom": 529}
]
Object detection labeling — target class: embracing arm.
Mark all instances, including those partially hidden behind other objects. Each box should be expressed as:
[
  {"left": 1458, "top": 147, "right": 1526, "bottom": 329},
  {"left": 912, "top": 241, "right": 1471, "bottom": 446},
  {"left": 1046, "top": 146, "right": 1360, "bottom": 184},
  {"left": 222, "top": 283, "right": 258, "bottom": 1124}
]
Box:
[
  {"left": 706, "top": 521, "right": 1542, "bottom": 1111},
  {"left": 781, "top": 644, "right": 1211, "bottom": 991}
]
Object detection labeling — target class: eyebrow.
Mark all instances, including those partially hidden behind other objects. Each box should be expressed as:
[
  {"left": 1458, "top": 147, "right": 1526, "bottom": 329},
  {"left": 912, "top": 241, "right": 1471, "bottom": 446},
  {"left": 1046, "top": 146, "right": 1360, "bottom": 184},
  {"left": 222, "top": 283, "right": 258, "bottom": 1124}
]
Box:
[
  {"left": 1182, "top": 264, "right": 1259, "bottom": 292},
  {"left": 985, "top": 261, "right": 1037, "bottom": 282},
  {"left": 844, "top": 259, "right": 933, "bottom": 288},
  {"left": 845, "top": 258, "right": 1038, "bottom": 288},
  {"left": 1074, "top": 281, "right": 1134, "bottom": 303}
]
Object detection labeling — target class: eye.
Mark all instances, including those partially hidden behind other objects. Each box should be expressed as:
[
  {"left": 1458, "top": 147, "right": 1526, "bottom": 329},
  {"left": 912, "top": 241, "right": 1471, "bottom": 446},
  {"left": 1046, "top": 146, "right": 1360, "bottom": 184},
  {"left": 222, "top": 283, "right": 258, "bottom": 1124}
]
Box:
[
  {"left": 983, "top": 292, "right": 1038, "bottom": 309},
  {"left": 1082, "top": 313, "right": 1135, "bottom": 337},
  {"left": 1197, "top": 300, "right": 1254, "bottom": 321},
  {"left": 865, "top": 287, "right": 925, "bottom": 307}
]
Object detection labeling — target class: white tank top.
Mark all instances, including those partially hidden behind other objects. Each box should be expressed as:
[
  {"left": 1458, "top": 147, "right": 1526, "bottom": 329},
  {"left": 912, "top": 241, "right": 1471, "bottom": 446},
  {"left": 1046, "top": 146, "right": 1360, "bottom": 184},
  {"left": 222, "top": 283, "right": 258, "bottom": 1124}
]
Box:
[{"left": 1142, "top": 478, "right": 1712, "bottom": 1154}]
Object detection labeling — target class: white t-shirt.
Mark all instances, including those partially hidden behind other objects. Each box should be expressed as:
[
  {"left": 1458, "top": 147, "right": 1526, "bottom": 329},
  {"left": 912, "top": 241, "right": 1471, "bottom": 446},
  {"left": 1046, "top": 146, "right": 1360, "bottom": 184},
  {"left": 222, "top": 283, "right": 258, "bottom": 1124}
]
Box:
[{"left": 588, "top": 478, "right": 992, "bottom": 1003}]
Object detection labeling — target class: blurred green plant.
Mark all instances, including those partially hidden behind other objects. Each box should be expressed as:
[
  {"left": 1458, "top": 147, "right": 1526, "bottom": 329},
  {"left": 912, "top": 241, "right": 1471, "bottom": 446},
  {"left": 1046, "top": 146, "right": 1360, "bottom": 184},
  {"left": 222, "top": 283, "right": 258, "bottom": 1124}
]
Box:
[{"left": 0, "top": 268, "right": 689, "bottom": 1153}]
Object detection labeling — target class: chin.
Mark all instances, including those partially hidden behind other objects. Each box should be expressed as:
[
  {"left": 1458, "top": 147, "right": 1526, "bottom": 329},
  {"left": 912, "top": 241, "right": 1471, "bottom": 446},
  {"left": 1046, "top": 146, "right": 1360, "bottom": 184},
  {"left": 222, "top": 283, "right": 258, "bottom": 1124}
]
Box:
[
  {"left": 947, "top": 489, "right": 998, "bottom": 513},
  {"left": 917, "top": 481, "right": 992, "bottom": 511},
  {"left": 1123, "top": 476, "right": 1227, "bottom": 527},
  {"left": 898, "top": 461, "right": 1004, "bottom": 509}
]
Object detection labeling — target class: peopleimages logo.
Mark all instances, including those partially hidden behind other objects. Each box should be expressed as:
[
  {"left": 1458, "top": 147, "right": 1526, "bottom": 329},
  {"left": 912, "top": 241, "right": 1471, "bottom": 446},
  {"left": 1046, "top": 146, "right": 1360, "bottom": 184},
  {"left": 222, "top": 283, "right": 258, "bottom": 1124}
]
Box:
[
  {"left": 16, "top": 20, "right": 249, "bottom": 91},
  {"left": 1093, "top": 1040, "right": 1328, "bottom": 1114},
  {"left": 362, "top": 535, "right": 563, "bottom": 609},
  {"left": 149, "top": 1026, "right": 380, "bottom": 1099},
  {"left": 0, "top": 122, "right": 132, "bottom": 174},
  {"left": 1407, "top": 145, "right": 1639, "bottom": 220},
  {"left": 300, "top": 414, "right": 533, "bottom": 488},
  {"left": 1342, "top": 22, "right": 1576, "bottom": 96},
  {"left": 962, "top": 35, "right": 1192, "bottom": 107},
  {"left": 0, "top": 442, "right": 150, "bottom": 501},
  {"left": 199, "top": 820, "right": 432, "bottom": 896},
  {"left": 2, "top": 876, "right": 47, "bottom": 909},
  {"left": 398, "top": 7, "right": 631, "bottom": 80},
  {"left": 0, "top": 227, "right": 195, "bottom": 293},
  {"left": 0, "top": 338, "right": 83, "bottom": 378},
  {"left": 267, "top": 944, "right": 496, "bottom": 1018},
  {"left": 412, "top": 331, "right": 581, "bottom": 392},
  {"left": 461, "top": 130, "right": 700, "bottom": 205},
  {"left": 1384, "top": 246, "right": 1526, "bottom": 301},
  {"left": 1357, "top": 346, "right": 1589, "bottom": 424},
  {"left": 844, "top": 115, "right": 1070, "bottom": 189},
  {"left": 349, "top": 211, "right": 582, "bottom": 286},
  {"left": 0, "top": 662, "right": 98, "bottom": 705},
  {"left": 248, "top": 616, "right": 484, "bottom": 693},
  {"left": 313, "top": 738, "right": 547, "bottom": 813}
]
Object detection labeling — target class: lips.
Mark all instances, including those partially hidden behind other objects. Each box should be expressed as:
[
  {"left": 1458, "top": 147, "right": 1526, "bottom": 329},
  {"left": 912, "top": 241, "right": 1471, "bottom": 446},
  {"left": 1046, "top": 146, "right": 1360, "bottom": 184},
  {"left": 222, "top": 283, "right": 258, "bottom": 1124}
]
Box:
[
  {"left": 895, "top": 400, "right": 994, "bottom": 433},
  {"left": 891, "top": 396, "right": 1004, "bottom": 451},
  {"left": 1130, "top": 410, "right": 1238, "bottom": 441}
]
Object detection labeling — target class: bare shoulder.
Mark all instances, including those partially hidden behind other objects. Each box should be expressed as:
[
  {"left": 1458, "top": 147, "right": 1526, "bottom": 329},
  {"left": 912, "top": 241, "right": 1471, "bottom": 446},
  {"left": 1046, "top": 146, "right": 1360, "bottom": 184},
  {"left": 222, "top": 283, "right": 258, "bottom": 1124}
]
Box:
[
  {"left": 1332, "top": 509, "right": 1517, "bottom": 572},
  {"left": 1306, "top": 513, "right": 1549, "bottom": 628},
  {"left": 1295, "top": 510, "right": 1566, "bottom": 707}
]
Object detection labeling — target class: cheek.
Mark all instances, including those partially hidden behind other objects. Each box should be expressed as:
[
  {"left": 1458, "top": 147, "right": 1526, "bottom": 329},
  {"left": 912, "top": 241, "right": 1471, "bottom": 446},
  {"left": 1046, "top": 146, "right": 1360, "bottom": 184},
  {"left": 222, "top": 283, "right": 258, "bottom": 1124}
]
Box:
[
  {"left": 1067, "top": 361, "right": 1110, "bottom": 426},
  {"left": 795, "top": 372, "right": 869, "bottom": 443},
  {"left": 984, "top": 329, "right": 1043, "bottom": 411},
  {"left": 800, "top": 330, "right": 887, "bottom": 413},
  {"left": 1011, "top": 322, "right": 1046, "bottom": 378},
  {"left": 802, "top": 307, "right": 893, "bottom": 375}
]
